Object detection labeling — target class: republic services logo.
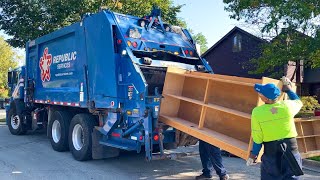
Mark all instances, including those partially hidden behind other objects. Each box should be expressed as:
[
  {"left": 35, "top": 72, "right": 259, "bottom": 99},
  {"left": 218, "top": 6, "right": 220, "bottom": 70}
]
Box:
[{"left": 39, "top": 47, "right": 52, "bottom": 82}]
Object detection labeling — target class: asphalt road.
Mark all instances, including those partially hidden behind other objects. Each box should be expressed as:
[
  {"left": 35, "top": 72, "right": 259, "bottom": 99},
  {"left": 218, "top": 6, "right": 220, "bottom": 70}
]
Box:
[{"left": 0, "top": 125, "right": 319, "bottom": 180}]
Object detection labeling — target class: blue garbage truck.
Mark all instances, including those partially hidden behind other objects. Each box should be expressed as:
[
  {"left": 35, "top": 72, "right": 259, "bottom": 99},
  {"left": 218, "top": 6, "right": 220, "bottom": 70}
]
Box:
[{"left": 6, "top": 7, "right": 212, "bottom": 161}]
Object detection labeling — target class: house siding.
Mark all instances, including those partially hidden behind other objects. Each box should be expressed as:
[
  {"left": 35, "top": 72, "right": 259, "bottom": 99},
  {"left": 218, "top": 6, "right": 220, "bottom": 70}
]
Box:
[{"left": 203, "top": 30, "right": 270, "bottom": 79}]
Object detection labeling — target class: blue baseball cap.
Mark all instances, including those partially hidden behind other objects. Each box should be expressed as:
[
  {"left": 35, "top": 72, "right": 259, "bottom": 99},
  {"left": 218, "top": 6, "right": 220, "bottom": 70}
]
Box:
[{"left": 254, "top": 83, "right": 281, "bottom": 100}]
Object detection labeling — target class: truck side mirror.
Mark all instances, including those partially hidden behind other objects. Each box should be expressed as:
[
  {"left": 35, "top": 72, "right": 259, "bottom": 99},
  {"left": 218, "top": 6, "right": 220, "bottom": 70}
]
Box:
[{"left": 7, "top": 71, "right": 13, "bottom": 85}]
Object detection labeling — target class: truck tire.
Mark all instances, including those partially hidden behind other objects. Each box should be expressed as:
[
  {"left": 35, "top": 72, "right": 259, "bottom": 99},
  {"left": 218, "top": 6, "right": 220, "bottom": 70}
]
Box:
[
  {"left": 48, "top": 110, "right": 72, "bottom": 152},
  {"left": 69, "top": 114, "right": 96, "bottom": 161},
  {"left": 8, "top": 106, "right": 26, "bottom": 135}
]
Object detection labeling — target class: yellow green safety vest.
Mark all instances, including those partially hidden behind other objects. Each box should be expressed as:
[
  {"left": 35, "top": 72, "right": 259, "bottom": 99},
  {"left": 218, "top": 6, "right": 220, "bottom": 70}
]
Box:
[{"left": 251, "top": 100, "right": 303, "bottom": 144}]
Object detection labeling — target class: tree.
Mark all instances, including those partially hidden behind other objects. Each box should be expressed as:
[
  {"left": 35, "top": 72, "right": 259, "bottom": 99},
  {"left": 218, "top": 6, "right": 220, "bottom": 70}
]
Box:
[
  {"left": 223, "top": 0, "right": 320, "bottom": 35},
  {"left": 223, "top": 0, "right": 320, "bottom": 80},
  {"left": 188, "top": 29, "right": 208, "bottom": 54},
  {"left": 0, "top": 0, "right": 184, "bottom": 48},
  {"left": 0, "top": 37, "right": 18, "bottom": 98},
  {"left": 192, "top": 32, "right": 208, "bottom": 55},
  {"left": 249, "top": 30, "right": 315, "bottom": 79}
]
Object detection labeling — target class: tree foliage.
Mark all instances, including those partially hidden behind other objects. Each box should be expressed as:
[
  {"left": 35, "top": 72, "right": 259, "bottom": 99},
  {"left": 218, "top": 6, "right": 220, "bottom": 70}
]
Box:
[
  {"left": 223, "top": 0, "right": 320, "bottom": 77},
  {"left": 223, "top": 0, "right": 320, "bottom": 34},
  {"left": 192, "top": 32, "right": 208, "bottom": 54},
  {"left": 0, "top": 0, "right": 184, "bottom": 48},
  {"left": 250, "top": 30, "right": 317, "bottom": 78},
  {"left": 0, "top": 37, "right": 18, "bottom": 98}
]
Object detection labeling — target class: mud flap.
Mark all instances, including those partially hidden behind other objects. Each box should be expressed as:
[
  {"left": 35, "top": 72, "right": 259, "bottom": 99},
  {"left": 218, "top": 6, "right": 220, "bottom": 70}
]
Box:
[{"left": 92, "top": 128, "right": 120, "bottom": 159}]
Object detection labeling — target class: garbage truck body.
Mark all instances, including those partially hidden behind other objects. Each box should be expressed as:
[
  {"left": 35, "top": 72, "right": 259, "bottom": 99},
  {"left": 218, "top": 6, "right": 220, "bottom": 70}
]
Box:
[{"left": 6, "top": 9, "right": 212, "bottom": 161}]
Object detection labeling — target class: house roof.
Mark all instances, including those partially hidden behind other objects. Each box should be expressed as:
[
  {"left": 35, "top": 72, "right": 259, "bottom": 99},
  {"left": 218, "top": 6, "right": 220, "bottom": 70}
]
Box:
[
  {"left": 201, "top": 26, "right": 267, "bottom": 57},
  {"left": 272, "top": 28, "right": 312, "bottom": 43}
]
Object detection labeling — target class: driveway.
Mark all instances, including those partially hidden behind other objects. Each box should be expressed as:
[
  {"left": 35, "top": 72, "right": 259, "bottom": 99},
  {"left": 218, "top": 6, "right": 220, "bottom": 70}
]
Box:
[
  {"left": 0, "top": 109, "right": 5, "bottom": 120},
  {"left": 0, "top": 125, "right": 319, "bottom": 180}
]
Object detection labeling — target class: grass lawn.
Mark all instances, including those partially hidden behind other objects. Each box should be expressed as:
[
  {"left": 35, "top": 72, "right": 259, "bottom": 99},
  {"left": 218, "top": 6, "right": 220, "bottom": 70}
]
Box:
[
  {"left": 309, "top": 156, "right": 320, "bottom": 162},
  {"left": 0, "top": 118, "right": 5, "bottom": 123}
]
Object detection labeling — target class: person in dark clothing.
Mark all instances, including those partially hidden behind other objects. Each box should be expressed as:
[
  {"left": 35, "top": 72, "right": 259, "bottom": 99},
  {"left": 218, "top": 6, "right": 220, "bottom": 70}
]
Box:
[{"left": 195, "top": 140, "right": 229, "bottom": 180}]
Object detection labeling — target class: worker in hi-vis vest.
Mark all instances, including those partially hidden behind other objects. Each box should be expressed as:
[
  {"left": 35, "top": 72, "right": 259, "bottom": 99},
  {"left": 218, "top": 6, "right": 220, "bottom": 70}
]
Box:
[{"left": 247, "top": 77, "right": 304, "bottom": 180}]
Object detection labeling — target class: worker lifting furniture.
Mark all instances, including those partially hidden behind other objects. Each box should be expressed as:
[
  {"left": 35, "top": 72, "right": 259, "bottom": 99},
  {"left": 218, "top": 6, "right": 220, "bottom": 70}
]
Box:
[{"left": 247, "top": 77, "right": 304, "bottom": 179}]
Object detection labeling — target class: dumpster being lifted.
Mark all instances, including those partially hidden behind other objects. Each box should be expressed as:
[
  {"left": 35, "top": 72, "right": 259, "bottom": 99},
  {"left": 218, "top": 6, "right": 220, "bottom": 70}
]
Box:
[{"left": 159, "top": 67, "right": 320, "bottom": 160}]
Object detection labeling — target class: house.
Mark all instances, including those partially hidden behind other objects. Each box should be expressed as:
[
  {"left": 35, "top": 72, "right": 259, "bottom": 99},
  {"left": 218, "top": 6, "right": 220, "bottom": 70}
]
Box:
[
  {"left": 202, "top": 27, "right": 320, "bottom": 96},
  {"left": 201, "top": 26, "right": 270, "bottom": 79},
  {"left": 271, "top": 28, "right": 319, "bottom": 96}
]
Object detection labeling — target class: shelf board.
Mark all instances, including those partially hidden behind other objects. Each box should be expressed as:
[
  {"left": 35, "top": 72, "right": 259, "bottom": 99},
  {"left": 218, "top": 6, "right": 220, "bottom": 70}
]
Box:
[
  {"left": 297, "top": 135, "right": 320, "bottom": 139},
  {"left": 299, "top": 135, "right": 320, "bottom": 138},
  {"left": 301, "top": 150, "right": 320, "bottom": 159},
  {"left": 295, "top": 117, "right": 320, "bottom": 122},
  {"left": 168, "top": 71, "right": 208, "bottom": 80},
  {"left": 159, "top": 115, "right": 249, "bottom": 159},
  {"left": 167, "top": 71, "right": 255, "bottom": 87},
  {"left": 205, "top": 103, "right": 251, "bottom": 119},
  {"left": 192, "top": 72, "right": 262, "bottom": 84},
  {"left": 164, "top": 94, "right": 204, "bottom": 106},
  {"left": 163, "top": 93, "right": 251, "bottom": 120},
  {"left": 208, "top": 77, "right": 255, "bottom": 87}
]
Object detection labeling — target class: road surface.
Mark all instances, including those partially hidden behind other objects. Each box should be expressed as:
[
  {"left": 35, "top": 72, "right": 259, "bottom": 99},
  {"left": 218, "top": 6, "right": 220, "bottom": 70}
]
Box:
[{"left": 0, "top": 125, "right": 319, "bottom": 180}]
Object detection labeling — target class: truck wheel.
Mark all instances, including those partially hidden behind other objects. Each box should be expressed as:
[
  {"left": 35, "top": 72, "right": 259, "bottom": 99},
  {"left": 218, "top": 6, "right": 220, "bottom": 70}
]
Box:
[
  {"left": 49, "top": 110, "right": 71, "bottom": 152},
  {"left": 69, "top": 114, "right": 96, "bottom": 161},
  {"left": 8, "top": 107, "right": 26, "bottom": 135}
]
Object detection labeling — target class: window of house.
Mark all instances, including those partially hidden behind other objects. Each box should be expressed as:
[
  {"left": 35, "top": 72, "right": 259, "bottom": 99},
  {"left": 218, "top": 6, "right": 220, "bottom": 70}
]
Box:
[{"left": 232, "top": 34, "right": 242, "bottom": 52}]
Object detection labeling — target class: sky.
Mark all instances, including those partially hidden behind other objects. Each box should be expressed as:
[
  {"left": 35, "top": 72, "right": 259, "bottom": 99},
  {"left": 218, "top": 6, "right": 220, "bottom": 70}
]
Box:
[
  {"left": 173, "top": 0, "right": 250, "bottom": 47},
  {"left": 0, "top": 0, "right": 255, "bottom": 64}
]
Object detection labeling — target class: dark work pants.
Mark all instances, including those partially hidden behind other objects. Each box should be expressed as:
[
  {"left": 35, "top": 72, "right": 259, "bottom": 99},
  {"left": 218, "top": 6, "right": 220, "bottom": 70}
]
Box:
[
  {"left": 261, "top": 152, "right": 302, "bottom": 180},
  {"left": 199, "top": 140, "right": 227, "bottom": 178}
]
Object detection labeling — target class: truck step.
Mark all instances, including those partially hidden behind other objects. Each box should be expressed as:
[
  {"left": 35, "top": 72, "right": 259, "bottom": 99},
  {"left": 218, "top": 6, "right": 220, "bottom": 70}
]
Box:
[{"left": 99, "top": 139, "right": 138, "bottom": 151}]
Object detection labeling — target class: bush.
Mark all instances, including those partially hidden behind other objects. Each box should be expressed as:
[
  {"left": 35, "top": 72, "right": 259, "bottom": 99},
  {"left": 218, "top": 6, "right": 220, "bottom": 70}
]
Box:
[
  {"left": 300, "top": 96, "right": 320, "bottom": 112},
  {"left": 295, "top": 96, "right": 320, "bottom": 118}
]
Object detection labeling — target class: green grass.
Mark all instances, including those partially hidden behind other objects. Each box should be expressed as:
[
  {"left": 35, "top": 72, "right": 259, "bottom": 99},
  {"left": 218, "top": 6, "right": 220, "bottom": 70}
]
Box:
[
  {"left": 0, "top": 118, "right": 5, "bottom": 123},
  {"left": 309, "top": 156, "right": 320, "bottom": 162}
]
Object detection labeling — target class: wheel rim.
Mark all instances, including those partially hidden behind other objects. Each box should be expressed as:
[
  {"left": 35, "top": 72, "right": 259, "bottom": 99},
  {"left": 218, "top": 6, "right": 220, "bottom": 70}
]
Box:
[
  {"left": 52, "top": 120, "right": 61, "bottom": 143},
  {"left": 72, "top": 124, "right": 84, "bottom": 151},
  {"left": 11, "top": 115, "right": 20, "bottom": 130}
]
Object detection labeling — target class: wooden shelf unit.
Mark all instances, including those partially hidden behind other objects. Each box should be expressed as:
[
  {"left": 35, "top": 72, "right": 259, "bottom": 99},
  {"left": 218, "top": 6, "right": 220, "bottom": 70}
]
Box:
[
  {"left": 160, "top": 68, "right": 282, "bottom": 160},
  {"left": 294, "top": 118, "right": 320, "bottom": 157},
  {"left": 160, "top": 67, "right": 320, "bottom": 160}
]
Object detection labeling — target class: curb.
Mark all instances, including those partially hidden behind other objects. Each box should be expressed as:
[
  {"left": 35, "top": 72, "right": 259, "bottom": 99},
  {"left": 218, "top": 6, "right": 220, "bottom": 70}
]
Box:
[{"left": 303, "top": 159, "right": 320, "bottom": 173}]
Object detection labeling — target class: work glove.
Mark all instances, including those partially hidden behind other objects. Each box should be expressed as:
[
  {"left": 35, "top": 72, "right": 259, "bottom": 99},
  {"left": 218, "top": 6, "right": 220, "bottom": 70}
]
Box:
[
  {"left": 246, "top": 153, "right": 257, "bottom": 166},
  {"left": 246, "top": 158, "right": 257, "bottom": 166},
  {"left": 281, "top": 76, "right": 292, "bottom": 92}
]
